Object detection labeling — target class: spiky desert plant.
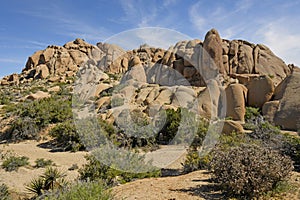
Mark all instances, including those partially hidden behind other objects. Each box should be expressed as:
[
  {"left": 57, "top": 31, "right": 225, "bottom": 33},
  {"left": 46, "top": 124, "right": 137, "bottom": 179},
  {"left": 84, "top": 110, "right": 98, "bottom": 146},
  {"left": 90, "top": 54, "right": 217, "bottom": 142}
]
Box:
[
  {"left": 42, "top": 167, "right": 66, "bottom": 191},
  {"left": 26, "top": 177, "right": 44, "bottom": 196}
]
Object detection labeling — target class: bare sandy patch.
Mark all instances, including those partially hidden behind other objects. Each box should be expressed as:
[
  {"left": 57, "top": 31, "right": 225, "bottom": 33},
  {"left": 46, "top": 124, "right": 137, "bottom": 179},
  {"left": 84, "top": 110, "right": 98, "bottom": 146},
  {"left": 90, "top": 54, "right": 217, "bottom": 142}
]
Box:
[{"left": 0, "top": 140, "right": 87, "bottom": 195}]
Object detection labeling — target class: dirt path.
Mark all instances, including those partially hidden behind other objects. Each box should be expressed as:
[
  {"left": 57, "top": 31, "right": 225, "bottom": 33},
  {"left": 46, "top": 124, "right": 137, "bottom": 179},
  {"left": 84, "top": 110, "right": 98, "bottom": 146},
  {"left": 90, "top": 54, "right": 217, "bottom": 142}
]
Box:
[
  {"left": 0, "top": 141, "right": 87, "bottom": 195},
  {"left": 112, "top": 170, "right": 223, "bottom": 200}
]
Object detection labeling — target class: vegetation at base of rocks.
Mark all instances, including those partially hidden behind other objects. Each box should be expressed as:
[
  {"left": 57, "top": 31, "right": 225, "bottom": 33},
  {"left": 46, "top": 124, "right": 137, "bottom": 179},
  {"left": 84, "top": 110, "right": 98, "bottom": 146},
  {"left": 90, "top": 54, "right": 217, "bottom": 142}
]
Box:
[
  {"left": 156, "top": 108, "right": 181, "bottom": 144},
  {"left": 26, "top": 167, "right": 67, "bottom": 197},
  {"left": 282, "top": 134, "right": 300, "bottom": 172},
  {"left": 182, "top": 147, "right": 212, "bottom": 173},
  {"left": 43, "top": 181, "right": 113, "bottom": 200},
  {"left": 0, "top": 183, "right": 11, "bottom": 200},
  {"left": 78, "top": 154, "right": 161, "bottom": 186},
  {"left": 243, "top": 106, "right": 262, "bottom": 130},
  {"left": 247, "top": 117, "right": 300, "bottom": 172},
  {"left": 34, "top": 158, "right": 54, "bottom": 168},
  {"left": 262, "top": 180, "right": 296, "bottom": 199},
  {"left": 0, "top": 91, "right": 14, "bottom": 105},
  {"left": 210, "top": 143, "right": 293, "bottom": 199},
  {"left": 3, "top": 95, "right": 72, "bottom": 142},
  {"left": 1, "top": 155, "right": 29, "bottom": 172},
  {"left": 49, "top": 120, "right": 84, "bottom": 152}
]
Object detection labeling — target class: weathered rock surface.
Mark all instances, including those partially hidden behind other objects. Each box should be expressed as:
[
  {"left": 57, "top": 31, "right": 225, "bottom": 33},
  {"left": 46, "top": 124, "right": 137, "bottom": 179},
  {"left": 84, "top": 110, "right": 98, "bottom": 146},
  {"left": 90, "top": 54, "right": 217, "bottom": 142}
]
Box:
[
  {"left": 246, "top": 76, "right": 275, "bottom": 108},
  {"left": 262, "top": 101, "right": 280, "bottom": 123},
  {"left": 225, "top": 83, "right": 247, "bottom": 122},
  {"left": 27, "top": 91, "right": 50, "bottom": 100},
  {"left": 203, "top": 29, "right": 225, "bottom": 75},
  {"left": 274, "top": 73, "right": 300, "bottom": 130},
  {"left": 221, "top": 120, "right": 244, "bottom": 134}
]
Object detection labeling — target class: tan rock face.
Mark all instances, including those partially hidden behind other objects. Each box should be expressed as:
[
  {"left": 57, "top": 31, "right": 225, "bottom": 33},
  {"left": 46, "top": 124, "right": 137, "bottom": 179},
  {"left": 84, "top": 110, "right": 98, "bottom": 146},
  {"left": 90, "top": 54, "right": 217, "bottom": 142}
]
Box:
[
  {"left": 225, "top": 84, "right": 247, "bottom": 122},
  {"left": 247, "top": 76, "right": 275, "bottom": 108},
  {"left": 221, "top": 120, "right": 244, "bottom": 135},
  {"left": 262, "top": 101, "right": 279, "bottom": 123},
  {"left": 27, "top": 91, "right": 51, "bottom": 100},
  {"left": 203, "top": 29, "right": 225, "bottom": 74},
  {"left": 274, "top": 73, "right": 300, "bottom": 130},
  {"left": 254, "top": 44, "right": 291, "bottom": 86}
]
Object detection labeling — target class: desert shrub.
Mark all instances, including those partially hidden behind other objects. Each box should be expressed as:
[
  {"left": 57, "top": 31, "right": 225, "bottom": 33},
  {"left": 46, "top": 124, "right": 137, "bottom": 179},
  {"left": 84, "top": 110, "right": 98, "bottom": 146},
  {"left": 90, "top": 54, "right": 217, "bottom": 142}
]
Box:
[
  {"left": 2, "top": 155, "right": 29, "bottom": 171},
  {"left": 49, "top": 120, "right": 84, "bottom": 152},
  {"left": 182, "top": 148, "right": 212, "bottom": 173},
  {"left": 7, "top": 117, "right": 40, "bottom": 141},
  {"left": 44, "top": 181, "right": 112, "bottom": 200},
  {"left": 0, "top": 91, "right": 14, "bottom": 105},
  {"left": 34, "top": 158, "right": 54, "bottom": 168},
  {"left": 244, "top": 106, "right": 261, "bottom": 121},
  {"left": 282, "top": 134, "right": 300, "bottom": 172},
  {"left": 0, "top": 184, "right": 11, "bottom": 200},
  {"left": 79, "top": 154, "right": 160, "bottom": 186},
  {"left": 247, "top": 118, "right": 300, "bottom": 171},
  {"left": 26, "top": 167, "right": 67, "bottom": 197},
  {"left": 5, "top": 95, "right": 72, "bottom": 141},
  {"left": 249, "top": 120, "right": 284, "bottom": 150},
  {"left": 243, "top": 107, "right": 261, "bottom": 130},
  {"left": 156, "top": 108, "right": 181, "bottom": 144},
  {"left": 210, "top": 143, "right": 293, "bottom": 199}
]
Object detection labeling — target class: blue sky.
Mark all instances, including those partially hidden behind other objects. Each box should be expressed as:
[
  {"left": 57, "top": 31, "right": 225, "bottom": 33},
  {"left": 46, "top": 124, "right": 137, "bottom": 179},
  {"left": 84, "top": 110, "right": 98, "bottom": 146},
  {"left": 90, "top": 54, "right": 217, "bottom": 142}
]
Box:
[{"left": 1, "top": 0, "right": 300, "bottom": 77}]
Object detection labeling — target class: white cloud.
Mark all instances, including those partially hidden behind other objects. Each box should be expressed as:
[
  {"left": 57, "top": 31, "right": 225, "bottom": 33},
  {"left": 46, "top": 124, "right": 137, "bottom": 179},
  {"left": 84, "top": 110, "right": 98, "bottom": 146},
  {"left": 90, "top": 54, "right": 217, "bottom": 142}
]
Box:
[
  {"left": 256, "top": 19, "right": 300, "bottom": 65},
  {"left": 104, "top": 27, "right": 191, "bottom": 50},
  {"left": 188, "top": 2, "right": 207, "bottom": 34},
  {"left": 0, "top": 58, "right": 23, "bottom": 64},
  {"left": 234, "top": 0, "right": 253, "bottom": 12}
]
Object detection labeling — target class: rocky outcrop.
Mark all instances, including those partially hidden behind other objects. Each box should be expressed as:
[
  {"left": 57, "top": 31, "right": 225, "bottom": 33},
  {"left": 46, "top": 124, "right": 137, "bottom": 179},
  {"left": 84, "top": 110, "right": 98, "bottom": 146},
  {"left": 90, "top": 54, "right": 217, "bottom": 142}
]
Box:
[
  {"left": 221, "top": 120, "right": 244, "bottom": 134},
  {"left": 273, "top": 73, "right": 300, "bottom": 130},
  {"left": 1, "top": 29, "right": 298, "bottom": 133},
  {"left": 225, "top": 83, "right": 247, "bottom": 122},
  {"left": 262, "top": 100, "right": 280, "bottom": 123},
  {"left": 246, "top": 76, "right": 275, "bottom": 108},
  {"left": 27, "top": 91, "right": 50, "bottom": 100},
  {"left": 203, "top": 29, "right": 225, "bottom": 74},
  {"left": 14, "top": 38, "right": 126, "bottom": 84}
]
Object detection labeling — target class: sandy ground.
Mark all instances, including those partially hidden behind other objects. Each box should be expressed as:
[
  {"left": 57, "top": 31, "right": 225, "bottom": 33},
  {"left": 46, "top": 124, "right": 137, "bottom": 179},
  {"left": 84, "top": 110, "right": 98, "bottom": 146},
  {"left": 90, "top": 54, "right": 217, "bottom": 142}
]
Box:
[
  {"left": 112, "top": 170, "right": 222, "bottom": 200},
  {"left": 0, "top": 140, "right": 299, "bottom": 200},
  {"left": 0, "top": 140, "right": 87, "bottom": 196},
  {"left": 112, "top": 171, "right": 300, "bottom": 200}
]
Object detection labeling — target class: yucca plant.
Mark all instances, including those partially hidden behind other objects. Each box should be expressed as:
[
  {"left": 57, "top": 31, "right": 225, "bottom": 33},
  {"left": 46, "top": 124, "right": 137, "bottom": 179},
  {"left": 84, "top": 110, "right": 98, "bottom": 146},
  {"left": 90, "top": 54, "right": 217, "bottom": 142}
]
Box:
[
  {"left": 0, "top": 184, "right": 11, "bottom": 200},
  {"left": 26, "top": 167, "right": 67, "bottom": 198},
  {"left": 26, "top": 177, "right": 44, "bottom": 196},
  {"left": 42, "top": 167, "right": 66, "bottom": 191}
]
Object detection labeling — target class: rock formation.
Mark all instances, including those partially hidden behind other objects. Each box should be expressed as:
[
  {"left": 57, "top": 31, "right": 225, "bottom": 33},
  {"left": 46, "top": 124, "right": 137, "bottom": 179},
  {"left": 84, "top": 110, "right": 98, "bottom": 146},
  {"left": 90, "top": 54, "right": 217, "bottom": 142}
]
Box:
[{"left": 1, "top": 28, "right": 299, "bottom": 132}]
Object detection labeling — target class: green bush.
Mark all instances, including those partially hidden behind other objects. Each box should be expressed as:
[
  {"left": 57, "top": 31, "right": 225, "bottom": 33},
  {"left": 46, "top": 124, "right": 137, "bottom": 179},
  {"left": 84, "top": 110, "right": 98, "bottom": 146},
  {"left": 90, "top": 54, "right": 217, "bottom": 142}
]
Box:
[
  {"left": 2, "top": 155, "right": 29, "bottom": 172},
  {"left": 26, "top": 167, "right": 67, "bottom": 197},
  {"left": 156, "top": 108, "right": 181, "bottom": 144},
  {"left": 243, "top": 107, "right": 262, "bottom": 130},
  {"left": 49, "top": 120, "right": 84, "bottom": 152},
  {"left": 44, "top": 181, "right": 112, "bottom": 200},
  {"left": 34, "top": 158, "right": 54, "bottom": 168},
  {"left": 210, "top": 144, "right": 293, "bottom": 199},
  {"left": 5, "top": 95, "right": 72, "bottom": 141},
  {"left": 0, "top": 91, "right": 14, "bottom": 105},
  {"left": 0, "top": 184, "right": 11, "bottom": 200},
  {"left": 282, "top": 134, "right": 300, "bottom": 172},
  {"left": 182, "top": 148, "right": 212, "bottom": 173},
  {"left": 79, "top": 154, "right": 160, "bottom": 186},
  {"left": 244, "top": 106, "right": 261, "bottom": 121}
]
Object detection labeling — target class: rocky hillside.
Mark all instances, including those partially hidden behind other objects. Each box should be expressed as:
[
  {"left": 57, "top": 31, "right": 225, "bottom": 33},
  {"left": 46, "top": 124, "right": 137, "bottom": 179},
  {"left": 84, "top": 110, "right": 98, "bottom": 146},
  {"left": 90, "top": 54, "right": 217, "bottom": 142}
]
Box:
[{"left": 1, "top": 29, "right": 300, "bottom": 131}]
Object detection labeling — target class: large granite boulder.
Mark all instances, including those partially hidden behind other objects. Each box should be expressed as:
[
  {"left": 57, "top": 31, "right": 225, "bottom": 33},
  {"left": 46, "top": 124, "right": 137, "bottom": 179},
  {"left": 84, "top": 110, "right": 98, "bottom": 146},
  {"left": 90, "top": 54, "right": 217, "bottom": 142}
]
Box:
[
  {"left": 225, "top": 83, "right": 247, "bottom": 122},
  {"left": 246, "top": 76, "right": 274, "bottom": 108},
  {"left": 274, "top": 73, "right": 300, "bottom": 130}
]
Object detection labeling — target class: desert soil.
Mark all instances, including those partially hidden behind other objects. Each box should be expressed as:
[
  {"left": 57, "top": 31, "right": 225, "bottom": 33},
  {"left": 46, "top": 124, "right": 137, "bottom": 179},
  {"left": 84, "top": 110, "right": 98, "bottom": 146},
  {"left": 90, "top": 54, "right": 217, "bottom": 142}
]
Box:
[
  {"left": 0, "top": 140, "right": 299, "bottom": 200},
  {"left": 0, "top": 140, "right": 87, "bottom": 197}
]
